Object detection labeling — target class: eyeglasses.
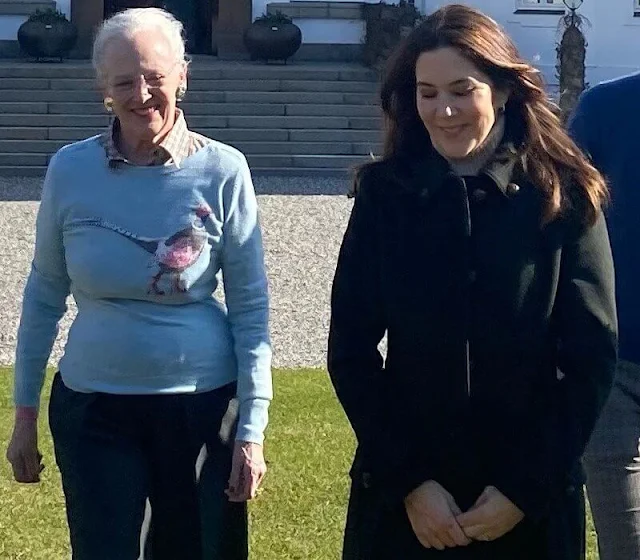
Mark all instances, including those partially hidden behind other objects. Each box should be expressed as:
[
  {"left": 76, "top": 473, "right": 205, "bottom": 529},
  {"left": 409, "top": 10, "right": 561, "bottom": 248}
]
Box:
[{"left": 109, "top": 61, "right": 181, "bottom": 94}]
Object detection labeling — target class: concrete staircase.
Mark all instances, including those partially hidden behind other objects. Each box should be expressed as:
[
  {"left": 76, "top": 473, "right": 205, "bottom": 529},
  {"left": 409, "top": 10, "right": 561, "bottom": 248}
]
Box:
[{"left": 0, "top": 60, "right": 382, "bottom": 177}]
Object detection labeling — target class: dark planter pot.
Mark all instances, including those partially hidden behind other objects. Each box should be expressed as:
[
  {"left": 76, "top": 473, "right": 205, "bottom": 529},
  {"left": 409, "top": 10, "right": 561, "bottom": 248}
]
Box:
[
  {"left": 243, "top": 21, "right": 302, "bottom": 64},
  {"left": 17, "top": 19, "right": 78, "bottom": 61}
]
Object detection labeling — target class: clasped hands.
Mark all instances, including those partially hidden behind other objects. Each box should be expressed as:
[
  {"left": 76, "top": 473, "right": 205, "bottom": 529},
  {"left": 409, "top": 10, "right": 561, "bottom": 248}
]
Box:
[{"left": 404, "top": 480, "right": 524, "bottom": 550}]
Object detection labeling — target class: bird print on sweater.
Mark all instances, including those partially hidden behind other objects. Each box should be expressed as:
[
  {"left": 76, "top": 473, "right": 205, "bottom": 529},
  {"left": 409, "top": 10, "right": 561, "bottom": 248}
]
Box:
[{"left": 74, "top": 204, "right": 212, "bottom": 295}]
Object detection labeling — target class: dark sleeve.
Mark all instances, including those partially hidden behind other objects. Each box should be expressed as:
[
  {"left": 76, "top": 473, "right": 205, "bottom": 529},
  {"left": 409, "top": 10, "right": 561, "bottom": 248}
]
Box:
[
  {"left": 567, "top": 88, "right": 601, "bottom": 163},
  {"left": 327, "top": 176, "right": 432, "bottom": 501},
  {"left": 493, "top": 212, "right": 617, "bottom": 520},
  {"left": 328, "top": 180, "right": 386, "bottom": 449}
]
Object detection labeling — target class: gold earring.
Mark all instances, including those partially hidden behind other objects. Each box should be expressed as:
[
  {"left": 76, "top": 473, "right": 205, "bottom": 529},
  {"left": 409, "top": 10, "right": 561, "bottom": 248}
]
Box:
[
  {"left": 176, "top": 84, "right": 187, "bottom": 102},
  {"left": 103, "top": 97, "right": 114, "bottom": 113}
]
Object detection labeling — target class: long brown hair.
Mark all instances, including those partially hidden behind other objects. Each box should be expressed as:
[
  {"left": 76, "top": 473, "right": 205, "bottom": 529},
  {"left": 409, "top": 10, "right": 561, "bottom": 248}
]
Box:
[{"left": 377, "top": 4, "right": 607, "bottom": 225}]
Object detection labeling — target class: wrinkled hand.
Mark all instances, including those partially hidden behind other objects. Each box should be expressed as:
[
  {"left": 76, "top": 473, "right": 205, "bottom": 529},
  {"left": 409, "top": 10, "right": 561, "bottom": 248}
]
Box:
[
  {"left": 225, "top": 441, "right": 267, "bottom": 502},
  {"left": 456, "top": 486, "right": 524, "bottom": 542},
  {"left": 404, "top": 480, "right": 472, "bottom": 550},
  {"left": 6, "top": 418, "right": 44, "bottom": 483}
]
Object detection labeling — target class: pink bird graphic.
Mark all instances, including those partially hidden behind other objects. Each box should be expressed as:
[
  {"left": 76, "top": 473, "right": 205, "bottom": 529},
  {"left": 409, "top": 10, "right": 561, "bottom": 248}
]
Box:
[{"left": 77, "top": 204, "right": 212, "bottom": 295}]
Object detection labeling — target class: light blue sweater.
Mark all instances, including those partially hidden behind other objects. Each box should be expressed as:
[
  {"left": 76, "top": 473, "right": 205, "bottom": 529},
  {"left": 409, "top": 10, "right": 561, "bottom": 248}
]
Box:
[{"left": 14, "top": 136, "right": 272, "bottom": 444}]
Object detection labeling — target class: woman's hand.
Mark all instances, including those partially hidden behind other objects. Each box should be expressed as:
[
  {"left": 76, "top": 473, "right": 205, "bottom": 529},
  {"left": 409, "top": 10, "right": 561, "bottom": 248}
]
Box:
[
  {"left": 6, "top": 417, "right": 44, "bottom": 483},
  {"left": 404, "top": 480, "right": 472, "bottom": 550},
  {"left": 225, "top": 441, "right": 267, "bottom": 502},
  {"left": 456, "top": 486, "right": 524, "bottom": 542}
]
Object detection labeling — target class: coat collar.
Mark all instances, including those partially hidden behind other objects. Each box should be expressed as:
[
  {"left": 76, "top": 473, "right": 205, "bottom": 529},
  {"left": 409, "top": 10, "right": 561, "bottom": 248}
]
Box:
[
  {"left": 398, "top": 140, "right": 523, "bottom": 201},
  {"left": 481, "top": 143, "right": 521, "bottom": 197}
]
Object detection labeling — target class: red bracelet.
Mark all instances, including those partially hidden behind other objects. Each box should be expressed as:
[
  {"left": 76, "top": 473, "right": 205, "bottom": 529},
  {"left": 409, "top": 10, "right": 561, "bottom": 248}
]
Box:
[{"left": 16, "top": 406, "right": 38, "bottom": 421}]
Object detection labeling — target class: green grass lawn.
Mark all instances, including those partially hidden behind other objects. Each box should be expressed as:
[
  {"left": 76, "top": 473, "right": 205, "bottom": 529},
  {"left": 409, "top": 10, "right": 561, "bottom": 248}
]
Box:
[{"left": 0, "top": 368, "right": 599, "bottom": 559}]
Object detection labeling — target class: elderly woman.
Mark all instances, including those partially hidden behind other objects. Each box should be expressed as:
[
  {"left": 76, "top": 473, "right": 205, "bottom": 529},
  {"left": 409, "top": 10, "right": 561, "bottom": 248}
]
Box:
[
  {"left": 328, "top": 5, "right": 617, "bottom": 559},
  {"left": 5, "top": 8, "right": 271, "bottom": 559}
]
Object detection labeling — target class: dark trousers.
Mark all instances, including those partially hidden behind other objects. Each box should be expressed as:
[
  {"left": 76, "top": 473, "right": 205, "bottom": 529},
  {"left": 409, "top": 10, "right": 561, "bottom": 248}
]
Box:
[
  {"left": 48, "top": 372, "right": 248, "bottom": 560},
  {"left": 584, "top": 361, "right": 640, "bottom": 560}
]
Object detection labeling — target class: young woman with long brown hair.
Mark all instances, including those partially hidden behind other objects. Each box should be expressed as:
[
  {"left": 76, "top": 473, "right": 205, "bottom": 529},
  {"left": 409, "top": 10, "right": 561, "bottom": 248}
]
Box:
[{"left": 328, "top": 5, "right": 617, "bottom": 559}]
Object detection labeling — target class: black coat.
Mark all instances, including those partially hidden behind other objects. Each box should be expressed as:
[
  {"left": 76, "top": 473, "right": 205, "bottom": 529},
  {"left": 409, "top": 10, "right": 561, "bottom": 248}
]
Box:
[{"left": 327, "top": 145, "right": 618, "bottom": 559}]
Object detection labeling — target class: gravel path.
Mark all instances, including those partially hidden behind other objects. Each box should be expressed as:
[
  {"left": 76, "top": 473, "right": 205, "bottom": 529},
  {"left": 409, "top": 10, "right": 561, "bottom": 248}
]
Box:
[{"left": 0, "top": 176, "right": 354, "bottom": 370}]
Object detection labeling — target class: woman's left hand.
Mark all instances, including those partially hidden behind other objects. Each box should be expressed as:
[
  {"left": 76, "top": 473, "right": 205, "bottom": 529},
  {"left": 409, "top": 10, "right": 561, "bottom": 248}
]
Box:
[
  {"left": 225, "top": 441, "right": 267, "bottom": 502},
  {"left": 456, "top": 486, "right": 524, "bottom": 542}
]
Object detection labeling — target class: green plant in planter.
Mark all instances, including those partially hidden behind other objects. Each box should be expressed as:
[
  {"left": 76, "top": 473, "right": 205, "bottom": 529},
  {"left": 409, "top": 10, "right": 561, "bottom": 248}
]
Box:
[
  {"left": 244, "top": 10, "right": 302, "bottom": 63},
  {"left": 254, "top": 11, "right": 294, "bottom": 25},
  {"left": 26, "top": 7, "right": 70, "bottom": 24},
  {"left": 18, "top": 6, "right": 78, "bottom": 61}
]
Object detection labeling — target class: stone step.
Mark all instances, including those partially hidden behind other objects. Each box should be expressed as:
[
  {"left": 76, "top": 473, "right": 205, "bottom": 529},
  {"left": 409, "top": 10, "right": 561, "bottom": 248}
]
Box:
[
  {"left": 286, "top": 104, "right": 380, "bottom": 117},
  {"left": 226, "top": 91, "right": 377, "bottom": 105},
  {"left": 0, "top": 78, "right": 51, "bottom": 90},
  {"left": 0, "top": 140, "right": 70, "bottom": 152},
  {"left": 0, "top": 166, "right": 47, "bottom": 176},
  {"left": 0, "top": 87, "right": 378, "bottom": 103},
  {"left": 0, "top": 126, "right": 381, "bottom": 143},
  {"left": 0, "top": 114, "right": 111, "bottom": 127},
  {"left": 42, "top": 92, "right": 377, "bottom": 114},
  {"left": 0, "top": 64, "right": 376, "bottom": 82},
  {"left": 289, "top": 129, "right": 381, "bottom": 142},
  {"left": 248, "top": 154, "right": 368, "bottom": 169},
  {"left": 0, "top": 153, "right": 368, "bottom": 176},
  {"left": 0, "top": 165, "right": 356, "bottom": 178},
  {"left": 227, "top": 141, "right": 381, "bottom": 155},
  {"left": 0, "top": 79, "right": 376, "bottom": 100},
  {"left": 0, "top": 139, "right": 382, "bottom": 157},
  {"left": 24, "top": 118, "right": 380, "bottom": 141},
  {"left": 0, "top": 140, "right": 60, "bottom": 152},
  {"left": 220, "top": 116, "right": 379, "bottom": 129},
  {"left": 0, "top": 90, "right": 103, "bottom": 102},
  {"left": 0, "top": 153, "right": 49, "bottom": 166},
  {"left": 0, "top": 128, "right": 49, "bottom": 140},
  {"left": 0, "top": 102, "right": 49, "bottom": 114},
  {"left": 43, "top": 77, "right": 377, "bottom": 93}
]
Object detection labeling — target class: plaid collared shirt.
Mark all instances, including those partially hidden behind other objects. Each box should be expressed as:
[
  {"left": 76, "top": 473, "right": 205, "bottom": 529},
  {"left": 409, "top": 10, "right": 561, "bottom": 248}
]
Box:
[{"left": 100, "top": 109, "right": 210, "bottom": 168}]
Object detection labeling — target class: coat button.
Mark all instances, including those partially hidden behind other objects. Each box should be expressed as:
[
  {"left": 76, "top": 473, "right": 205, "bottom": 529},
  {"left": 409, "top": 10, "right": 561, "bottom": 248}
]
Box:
[
  {"left": 362, "top": 472, "right": 372, "bottom": 489},
  {"left": 470, "top": 189, "right": 487, "bottom": 203},
  {"left": 507, "top": 182, "right": 520, "bottom": 195}
]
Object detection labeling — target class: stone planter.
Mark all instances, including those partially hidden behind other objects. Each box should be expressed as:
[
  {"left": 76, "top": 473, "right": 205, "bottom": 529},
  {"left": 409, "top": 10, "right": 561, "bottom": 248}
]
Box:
[
  {"left": 18, "top": 19, "right": 78, "bottom": 61},
  {"left": 243, "top": 21, "right": 302, "bottom": 64}
]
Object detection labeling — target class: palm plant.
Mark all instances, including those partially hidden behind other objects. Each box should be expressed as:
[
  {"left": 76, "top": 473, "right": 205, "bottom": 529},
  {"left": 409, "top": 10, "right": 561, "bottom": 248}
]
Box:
[{"left": 556, "top": 0, "right": 588, "bottom": 120}]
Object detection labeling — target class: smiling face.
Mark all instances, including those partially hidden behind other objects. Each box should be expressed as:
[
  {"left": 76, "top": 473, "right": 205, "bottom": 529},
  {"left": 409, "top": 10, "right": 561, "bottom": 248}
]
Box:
[
  {"left": 102, "top": 27, "right": 186, "bottom": 147},
  {"left": 415, "top": 47, "right": 508, "bottom": 160}
]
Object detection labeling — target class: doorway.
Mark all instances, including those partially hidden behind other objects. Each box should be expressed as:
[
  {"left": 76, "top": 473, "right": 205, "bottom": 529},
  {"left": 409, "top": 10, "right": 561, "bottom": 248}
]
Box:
[{"left": 103, "top": 1, "right": 254, "bottom": 56}]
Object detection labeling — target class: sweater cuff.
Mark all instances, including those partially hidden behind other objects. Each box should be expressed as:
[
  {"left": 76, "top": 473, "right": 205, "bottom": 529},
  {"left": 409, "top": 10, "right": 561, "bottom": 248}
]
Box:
[{"left": 236, "top": 397, "right": 270, "bottom": 445}]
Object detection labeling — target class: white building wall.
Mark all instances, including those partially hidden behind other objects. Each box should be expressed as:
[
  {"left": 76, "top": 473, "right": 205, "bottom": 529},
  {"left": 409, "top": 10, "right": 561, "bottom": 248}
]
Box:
[
  {"left": 297, "top": 19, "right": 365, "bottom": 44},
  {"left": 57, "top": 0, "right": 71, "bottom": 18},
  {"left": 422, "top": 0, "right": 640, "bottom": 86},
  {"left": 0, "top": 15, "right": 26, "bottom": 41}
]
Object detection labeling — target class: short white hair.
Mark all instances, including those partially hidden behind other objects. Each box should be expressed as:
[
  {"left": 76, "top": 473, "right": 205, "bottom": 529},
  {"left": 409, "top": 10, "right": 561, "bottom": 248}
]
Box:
[{"left": 92, "top": 8, "right": 186, "bottom": 85}]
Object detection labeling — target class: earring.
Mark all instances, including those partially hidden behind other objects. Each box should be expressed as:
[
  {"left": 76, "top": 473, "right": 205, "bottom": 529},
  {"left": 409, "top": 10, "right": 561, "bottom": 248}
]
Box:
[
  {"left": 176, "top": 84, "right": 187, "bottom": 102},
  {"left": 103, "top": 97, "right": 114, "bottom": 113}
]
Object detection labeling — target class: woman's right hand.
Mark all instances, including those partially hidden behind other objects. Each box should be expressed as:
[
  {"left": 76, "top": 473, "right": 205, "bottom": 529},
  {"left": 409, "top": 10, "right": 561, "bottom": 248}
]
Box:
[
  {"left": 6, "top": 417, "right": 43, "bottom": 483},
  {"left": 404, "top": 480, "right": 472, "bottom": 550}
]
